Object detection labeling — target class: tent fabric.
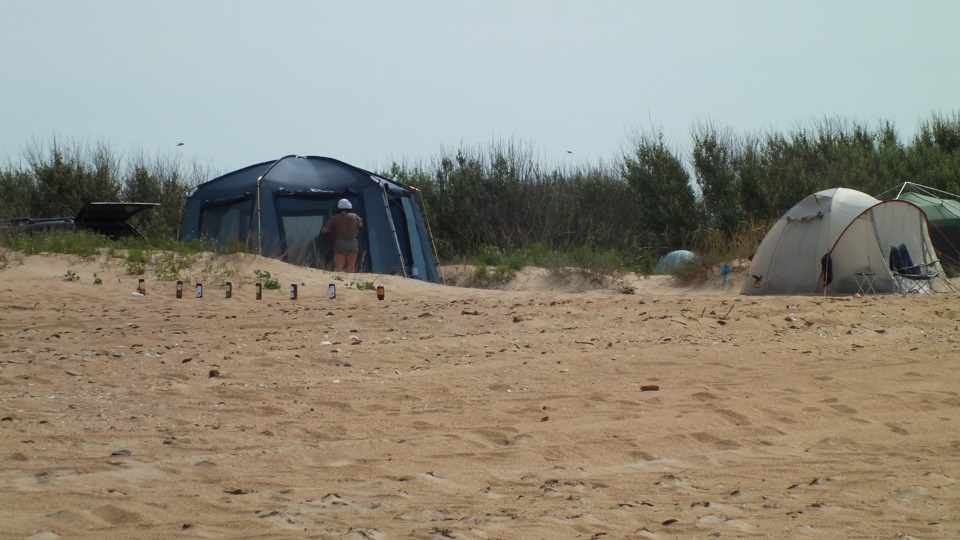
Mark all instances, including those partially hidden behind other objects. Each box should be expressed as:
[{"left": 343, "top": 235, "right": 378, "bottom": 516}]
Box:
[
  {"left": 893, "top": 191, "right": 960, "bottom": 268},
  {"left": 742, "top": 188, "right": 878, "bottom": 294},
  {"left": 742, "top": 187, "right": 950, "bottom": 295},
  {"left": 181, "top": 155, "right": 441, "bottom": 283},
  {"left": 827, "top": 199, "right": 948, "bottom": 294},
  {"left": 654, "top": 250, "right": 695, "bottom": 274}
]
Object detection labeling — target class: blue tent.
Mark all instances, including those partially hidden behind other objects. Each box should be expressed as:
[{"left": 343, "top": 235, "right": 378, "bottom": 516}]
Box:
[
  {"left": 181, "top": 155, "right": 441, "bottom": 283},
  {"left": 654, "top": 250, "right": 695, "bottom": 274}
]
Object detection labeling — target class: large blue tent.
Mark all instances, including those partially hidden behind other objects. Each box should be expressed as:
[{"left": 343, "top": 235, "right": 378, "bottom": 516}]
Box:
[{"left": 181, "top": 155, "right": 441, "bottom": 283}]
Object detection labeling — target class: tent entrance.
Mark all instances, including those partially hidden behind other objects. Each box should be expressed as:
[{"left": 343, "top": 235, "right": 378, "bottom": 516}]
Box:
[
  {"left": 276, "top": 193, "right": 353, "bottom": 270},
  {"left": 878, "top": 182, "right": 960, "bottom": 273}
]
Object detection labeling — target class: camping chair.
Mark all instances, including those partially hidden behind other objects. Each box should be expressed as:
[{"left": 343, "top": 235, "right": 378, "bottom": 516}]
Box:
[{"left": 888, "top": 243, "right": 940, "bottom": 296}]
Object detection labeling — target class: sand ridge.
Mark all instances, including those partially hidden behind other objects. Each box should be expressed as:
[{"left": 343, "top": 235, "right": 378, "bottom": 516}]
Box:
[{"left": 1, "top": 253, "right": 959, "bottom": 539}]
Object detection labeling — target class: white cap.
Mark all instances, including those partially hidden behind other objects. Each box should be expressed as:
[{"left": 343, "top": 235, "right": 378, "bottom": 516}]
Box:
[{"left": 337, "top": 199, "right": 352, "bottom": 210}]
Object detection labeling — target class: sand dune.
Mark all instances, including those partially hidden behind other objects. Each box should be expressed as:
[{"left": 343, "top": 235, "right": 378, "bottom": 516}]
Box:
[{"left": 1, "top": 252, "right": 959, "bottom": 539}]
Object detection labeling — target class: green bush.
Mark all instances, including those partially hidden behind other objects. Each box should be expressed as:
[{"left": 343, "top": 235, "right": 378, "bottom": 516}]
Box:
[
  {"left": 224, "top": 238, "right": 252, "bottom": 254},
  {"left": 349, "top": 280, "right": 377, "bottom": 291},
  {"left": 125, "top": 249, "right": 149, "bottom": 275},
  {"left": 519, "top": 242, "right": 555, "bottom": 267},
  {"left": 469, "top": 263, "right": 516, "bottom": 287},
  {"left": 2, "top": 112, "right": 959, "bottom": 286},
  {"left": 545, "top": 246, "right": 628, "bottom": 285},
  {"left": 153, "top": 251, "right": 198, "bottom": 282},
  {"left": 3, "top": 230, "right": 101, "bottom": 261},
  {"left": 253, "top": 269, "right": 281, "bottom": 290},
  {"left": 476, "top": 245, "right": 501, "bottom": 266}
]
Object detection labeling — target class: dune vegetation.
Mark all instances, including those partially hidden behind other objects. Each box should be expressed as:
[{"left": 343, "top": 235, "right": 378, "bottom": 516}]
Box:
[{"left": 3, "top": 113, "right": 959, "bottom": 282}]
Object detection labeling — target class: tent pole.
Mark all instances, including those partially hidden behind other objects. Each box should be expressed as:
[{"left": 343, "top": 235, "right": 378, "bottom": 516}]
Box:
[
  {"left": 251, "top": 155, "right": 295, "bottom": 258},
  {"left": 895, "top": 181, "right": 908, "bottom": 200},
  {"left": 378, "top": 182, "right": 408, "bottom": 277},
  {"left": 256, "top": 175, "right": 263, "bottom": 256}
]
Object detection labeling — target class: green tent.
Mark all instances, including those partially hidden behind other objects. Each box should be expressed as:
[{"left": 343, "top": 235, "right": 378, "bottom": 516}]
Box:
[{"left": 880, "top": 183, "right": 960, "bottom": 271}]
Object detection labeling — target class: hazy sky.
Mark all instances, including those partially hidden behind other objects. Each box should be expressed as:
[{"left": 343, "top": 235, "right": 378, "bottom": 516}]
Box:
[{"left": 2, "top": 1, "right": 958, "bottom": 176}]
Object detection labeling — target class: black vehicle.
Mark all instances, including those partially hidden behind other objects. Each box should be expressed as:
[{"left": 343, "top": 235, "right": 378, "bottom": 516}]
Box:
[{"left": 0, "top": 202, "right": 159, "bottom": 240}]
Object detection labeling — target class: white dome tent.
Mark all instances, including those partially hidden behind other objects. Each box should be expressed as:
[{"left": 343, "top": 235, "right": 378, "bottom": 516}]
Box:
[{"left": 742, "top": 187, "right": 951, "bottom": 295}]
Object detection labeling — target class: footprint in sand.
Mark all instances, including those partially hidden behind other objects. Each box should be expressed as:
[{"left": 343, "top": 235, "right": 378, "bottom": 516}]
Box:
[
  {"left": 715, "top": 408, "right": 751, "bottom": 426},
  {"left": 827, "top": 403, "right": 858, "bottom": 414},
  {"left": 891, "top": 486, "right": 934, "bottom": 505},
  {"left": 629, "top": 450, "right": 659, "bottom": 461},
  {"left": 256, "top": 509, "right": 306, "bottom": 531},
  {"left": 46, "top": 504, "right": 142, "bottom": 528},
  {"left": 884, "top": 423, "right": 909, "bottom": 435},
  {"left": 26, "top": 532, "right": 63, "bottom": 540},
  {"left": 654, "top": 474, "right": 684, "bottom": 488},
  {"left": 310, "top": 493, "right": 350, "bottom": 507},
  {"left": 696, "top": 514, "right": 753, "bottom": 531},
  {"left": 342, "top": 529, "right": 387, "bottom": 540}
]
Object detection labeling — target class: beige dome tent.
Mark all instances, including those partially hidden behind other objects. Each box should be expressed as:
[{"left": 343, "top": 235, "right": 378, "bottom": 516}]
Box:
[{"left": 742, "top": 187, "right": 951, "bottom": 295}]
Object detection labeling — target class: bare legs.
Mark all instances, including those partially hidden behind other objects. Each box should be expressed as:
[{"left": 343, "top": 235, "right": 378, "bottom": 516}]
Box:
[
  {"left": 332, "top": 252, "right": 359, "bottom": 273},
  {"left": 344, "top": 251, "right": 358, "bottom": 273}
]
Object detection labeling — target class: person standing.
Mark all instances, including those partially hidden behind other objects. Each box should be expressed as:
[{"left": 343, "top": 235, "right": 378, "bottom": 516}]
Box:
[{"left": 321, "top": 199, "right": 364, "bottom": 272}]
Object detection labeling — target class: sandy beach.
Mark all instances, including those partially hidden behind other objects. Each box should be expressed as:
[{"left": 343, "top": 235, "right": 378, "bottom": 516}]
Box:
[{"left": 1, "top": 252, "right": 958, "bottom": 539}]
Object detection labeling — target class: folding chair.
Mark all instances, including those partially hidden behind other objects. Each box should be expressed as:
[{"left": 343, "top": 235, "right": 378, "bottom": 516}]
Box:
[{"left": 888, "top": 243, "right": 940, "bottom": 296}]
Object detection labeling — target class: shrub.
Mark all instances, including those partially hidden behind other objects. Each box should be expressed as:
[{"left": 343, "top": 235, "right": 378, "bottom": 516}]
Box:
[
  {"left": 4, "top": 230, "right": 101, "bottom": 261},
  {"left": 349, "top": 280, "right": 377, "bottom": 291},
  {"left": 224, "top": 238, "right": 252, "bottom": 255},
  {"left": 253, "top": 269, "right": 281, "bottom": 290},
  {"left": 153, "top": 251, "right": 198, "bottom": 282},
  {"left": 469, "top": 263, "right": 516, "bottom": 287},
  {"left": 125, "top": 249, "right": 149, "bottom": 275}
]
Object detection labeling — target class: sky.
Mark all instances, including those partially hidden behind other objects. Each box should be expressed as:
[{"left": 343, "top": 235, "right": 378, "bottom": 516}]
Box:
[{"left": 2, "top": 0, "right": 959, "bottom": 177}]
